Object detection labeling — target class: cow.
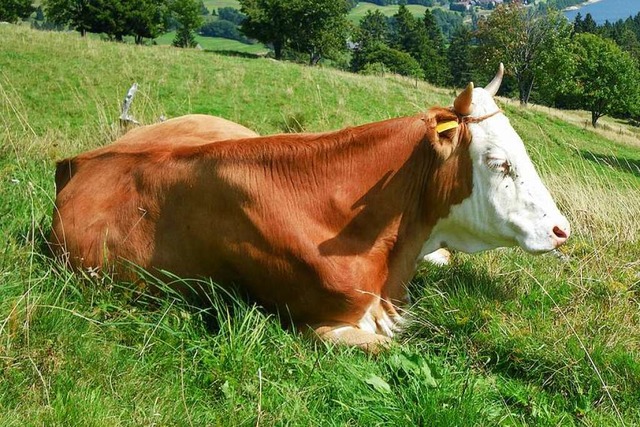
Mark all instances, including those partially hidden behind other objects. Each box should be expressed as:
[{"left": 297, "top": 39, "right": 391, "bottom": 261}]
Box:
[
  {"left": 118, "top": 114, "right": 452, "bottom": 268},
  {"left": 49, "top": 65, "right": 569, "bottom": 351}
]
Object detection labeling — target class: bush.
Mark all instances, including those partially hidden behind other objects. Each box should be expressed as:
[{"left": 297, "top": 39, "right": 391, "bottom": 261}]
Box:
[{"left": 199, "top": 19, "right": 252, "bottom": 43}]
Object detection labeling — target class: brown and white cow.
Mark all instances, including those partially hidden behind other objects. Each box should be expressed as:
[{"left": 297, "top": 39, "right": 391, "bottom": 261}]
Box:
[{"left": 49, "top": 65, "right": 569, "bottom": 350}]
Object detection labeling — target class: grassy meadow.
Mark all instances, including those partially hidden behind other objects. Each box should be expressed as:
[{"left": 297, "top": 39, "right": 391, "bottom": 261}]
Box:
[
  {"left": 154, "top": 31, "right": 268, "bottom": 55},
  {"left": 2, "top": 25, "right": 640, "bottom": 426}
]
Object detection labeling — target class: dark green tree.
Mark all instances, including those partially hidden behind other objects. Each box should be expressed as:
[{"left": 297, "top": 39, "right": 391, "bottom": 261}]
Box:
[
  {"left": 351, "top": 10, "right": 390, "bottom": 72},
  {"left": 617, "top": 27, "right": 640, "bottom": 63},
  {"left": 125, "top": 0, "right": 168, "bottom": 44},
  {"left": 351, "top": 10, "right": 388, "bottom": 72},
  {"left": 239, "top": 0, "right": 349, "bottom": 64},
  {"left": 43, "top": 0, "right": 168, "bottom": 41},
  {"left": 198, "top": 0, "right": 209, "bottom": 15},
  {"left": 288, "top": 0, "right": 350, "bottom": 65},
  {"left": 217, "top": 7, "right": 245, "bottom": 25},
  {"left": 565, "top": 33, "right": 640, "bottom": 126},
  {"left": 475, "top": 4, "right": 570, "bottom": 104},
  {"left": 447, "top": 25, "right": 473, "bottom": 87},
  {"left": 359, "top": 10, "right": 389, "bottom": 44},
  {"left": 389, "top": 5, "right": 449, "bottom": 86},
  {"left": 422, "top": 9, "right": 448, "bottom": 85},
  {"left": 359, "top": 42, "right": 423, "bottom": 79},
  {"left": 238, "top": 0, "right": 292, "bottom": 59},
  {"left": 171, "top": 0, "right": 203, "bottom": 48},
  {"left": 574, "top": 12, "right": 597, "bottom": 34},
  {"left": 0, "top": 0, "right": 34, "bottom": 23},
  {"left": 390, "top": 5, "right": 420, "bottom": 55},
  {"left": 43, "top": 0, "right": 98, "bottom": 36}
]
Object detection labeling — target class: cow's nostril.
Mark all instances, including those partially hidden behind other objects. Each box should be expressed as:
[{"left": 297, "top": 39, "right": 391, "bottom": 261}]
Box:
[{"left": 553, "top": 226, "right": 568, "bottom": 240}]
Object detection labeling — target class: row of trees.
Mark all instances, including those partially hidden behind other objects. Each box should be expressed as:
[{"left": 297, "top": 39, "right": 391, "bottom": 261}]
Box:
[
  {"left": 474, "top": 5, "right": 640, "bottom": 126},
  {"left": 0, "top": 0, "right": 34, "bottom": 23},
  {"left": 36, "top": 0, "right": 203, "bottom": 47},
  {"left": 3, "top": 0, "right": 639, "bottom": 125},
  {"left": 239, "top": 0, "right": 352, "bottom": 64},
  {"left": 344, "top": 3, "right": 640, "bottom": 126},
  {"left": 350, "top": 7, "right": 449, "bottom": 85}
]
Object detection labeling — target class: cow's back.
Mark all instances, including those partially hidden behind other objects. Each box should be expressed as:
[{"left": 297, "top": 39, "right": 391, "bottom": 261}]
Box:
[
  {"left": 117, "top": 114, "right": 258, "bottom": 146},
  {"left": 49, "top": 114, "right": 259, "bottom": 280}
]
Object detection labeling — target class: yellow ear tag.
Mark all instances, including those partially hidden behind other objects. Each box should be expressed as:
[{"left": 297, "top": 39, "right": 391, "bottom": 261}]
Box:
[{"left": 436, "top": 121, "right": 459, "bottom": 134}]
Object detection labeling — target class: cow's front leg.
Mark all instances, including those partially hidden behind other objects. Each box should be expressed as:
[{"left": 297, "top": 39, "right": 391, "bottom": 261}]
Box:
[
  {"left": 309, "top": 296, "right": 405, "bottom": 353},
  {"left": 311, "top": 323, "right": 392, "bottom": 353}
]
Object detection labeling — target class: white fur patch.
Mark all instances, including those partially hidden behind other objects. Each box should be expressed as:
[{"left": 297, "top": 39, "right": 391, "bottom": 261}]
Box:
[
  {"left": 356, "top": 297, "right": 404, "bottom": 338},
  {"left": 422, "top": 248, "right": 451, "bottom": 266}
]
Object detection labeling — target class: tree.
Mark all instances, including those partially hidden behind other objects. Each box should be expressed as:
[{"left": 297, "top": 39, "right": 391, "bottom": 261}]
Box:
[
  {"left": 43, "top": 0, "right": 168, "bottom": 42},
  {"left": 474, "top": 4, "right": 570, "bottom": 105},
  {"left": 238, "top": 0, "right": 292, "bottom": 59},
  {"left": 565, "top": 33, "right": 640, "bottom": 127},
  {"left": 389, "top": 5, "right": 420, "bottom": 55},
  {"left": 391, "top": 5, "right": 447, "bottom": 84},
  {"left": 448, "top": 25, "right": 473, "bottom": 87},
  {"left": 351, "top": 10, "right": 390, "bottom": 72},
  {"left": 43, "top": 0, "right": 100, "bottom": 37},
  {"left": 358, "top": 42, "right": 423, "bottom": 79},
  {"left": 200, "top": 19, "right": 251, "bottom": 43},
  {"left": 217, "top": 7, "right": 245, "bottom": 25},
  {"left": 287, "top": 0, "right": 350, "bottom": 65},
  {"left": 358, "top": 9, "right": 389, "bottom": 44},
  {"left": 0, "top": 0, "right": 34, "bottom": 23},
  {"left": 239, "top": 0, "right": 350, "bottom": 64},
  {"left": 421, "top": 9, "right": 449, "bottom": 85},
  {"left": 574, "top": 12, "right": 597, "bottom": 34},
  {"left": 125, "top": 0, "right": 169, "bottom": 44},
  {"left": 171, "top": 0, "right": 203, "bottom": 48}
]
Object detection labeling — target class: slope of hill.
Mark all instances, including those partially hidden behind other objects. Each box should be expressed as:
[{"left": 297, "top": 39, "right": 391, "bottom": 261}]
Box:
[{"left": 1, "top": 25, "right": 639, "bottom": 426}]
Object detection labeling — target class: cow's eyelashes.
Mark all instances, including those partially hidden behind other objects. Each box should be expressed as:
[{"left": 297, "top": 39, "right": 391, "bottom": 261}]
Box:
[{"left": 486, "top": 156, "right": 511, "bottom": 175}]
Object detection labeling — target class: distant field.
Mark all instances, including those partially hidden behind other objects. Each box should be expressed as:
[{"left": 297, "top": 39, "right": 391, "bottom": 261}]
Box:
[
  {"left": 203, "top": 0, "right": 240, "bottom": 10},
  {"left": 203, "top": 0, "right": 433, "bottom": 22},
  {"left": 155, "top": 32, "right": 267, "bottom": 54},
  {"left": 349, "top": 2, "right": 429, "bottom": 22}
]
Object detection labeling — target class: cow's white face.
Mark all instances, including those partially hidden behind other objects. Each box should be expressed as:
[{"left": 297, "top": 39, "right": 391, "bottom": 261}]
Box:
[{"left": 422, "top": 70, "right": 570, "bottom": 257}]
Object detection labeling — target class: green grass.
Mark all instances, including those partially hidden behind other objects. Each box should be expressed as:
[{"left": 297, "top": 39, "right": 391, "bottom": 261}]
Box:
[
  {"left": 348, "top": 3, "right": 431, "bottom": 23},
  {"left": 154, "top": 31, "right": 268, "bottom": 54},
  {"left": 203, "top": 0, "right": 240, "bottom": 11},
  {"left": 2, "top": 25, "right": 640, "bottom": 426}
]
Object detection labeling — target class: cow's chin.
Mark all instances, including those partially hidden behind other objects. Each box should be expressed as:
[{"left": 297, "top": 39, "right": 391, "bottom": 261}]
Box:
[{"left": 517, "top": 237, "right": 559, "bottom": 255}]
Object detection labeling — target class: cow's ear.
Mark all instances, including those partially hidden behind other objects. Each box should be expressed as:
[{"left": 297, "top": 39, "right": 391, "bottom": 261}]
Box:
[{"left": 425, "top": 110, "right": 462, "bottom": 160}]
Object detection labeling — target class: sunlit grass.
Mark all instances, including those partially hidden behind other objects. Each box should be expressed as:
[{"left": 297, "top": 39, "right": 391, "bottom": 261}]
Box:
[{"left": 2, "top": 24, "right": 640, "bottom": 425}]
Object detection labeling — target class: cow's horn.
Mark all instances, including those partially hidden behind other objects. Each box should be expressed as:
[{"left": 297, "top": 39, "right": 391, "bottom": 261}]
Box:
[
  {"left": 453, "top": 82, "right": 474, "bottom": 116},
  {"left": 485, "top": 63, "right": 504, "bottom": 97}
]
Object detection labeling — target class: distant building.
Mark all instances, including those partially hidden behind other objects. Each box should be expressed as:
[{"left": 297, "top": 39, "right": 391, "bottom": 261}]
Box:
[{"left": 450, "top": 0, "right": 504, "bottom": 12}]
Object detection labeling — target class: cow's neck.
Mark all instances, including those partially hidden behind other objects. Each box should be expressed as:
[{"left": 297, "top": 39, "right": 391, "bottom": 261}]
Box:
[
  {"left": 344, "top": 117, "right": 473, "bottom": 304},
  {"left": 307, "top": 115, "right": 470, "bottom": 304}
]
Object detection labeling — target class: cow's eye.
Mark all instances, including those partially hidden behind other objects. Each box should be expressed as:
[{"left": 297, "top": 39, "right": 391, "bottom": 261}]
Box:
[{"left": 485, "top": 156, "right": 511, "bottom": 176}]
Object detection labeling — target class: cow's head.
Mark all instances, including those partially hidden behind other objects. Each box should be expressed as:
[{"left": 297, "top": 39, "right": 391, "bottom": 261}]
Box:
[{"left": 423, "top": 64, "right": 570, "bottom": 255}]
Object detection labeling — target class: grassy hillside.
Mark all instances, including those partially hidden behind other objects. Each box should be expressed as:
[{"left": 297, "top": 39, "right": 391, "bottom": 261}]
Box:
[
  {"left": 154, "top": 31, "right": 268, "bottom": 54},
  {"left": 2, "top": 25, "right": 640, "bottom": 426}
]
